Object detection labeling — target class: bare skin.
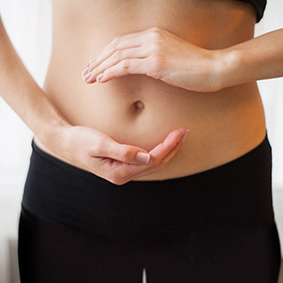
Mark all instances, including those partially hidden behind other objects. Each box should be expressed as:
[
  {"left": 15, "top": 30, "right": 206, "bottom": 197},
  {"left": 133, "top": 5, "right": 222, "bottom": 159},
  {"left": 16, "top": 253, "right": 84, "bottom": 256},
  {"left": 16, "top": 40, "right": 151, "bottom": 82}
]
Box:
[
  {"left": 3, "top": 0, "right": 283, "bottom": 184},
  {"left": 36, "top": 0, "right": 265, "bottom": 180}
]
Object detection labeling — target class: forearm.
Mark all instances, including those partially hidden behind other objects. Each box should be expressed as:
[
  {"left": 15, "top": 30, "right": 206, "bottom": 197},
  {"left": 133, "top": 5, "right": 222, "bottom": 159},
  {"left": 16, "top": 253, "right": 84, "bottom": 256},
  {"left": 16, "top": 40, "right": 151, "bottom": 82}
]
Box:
[
  {"left": 0, "top": 17, "right": 70, "bottom": 152},
  {"left": 217, "top": 28, "right": 283, "bottom": 89}
]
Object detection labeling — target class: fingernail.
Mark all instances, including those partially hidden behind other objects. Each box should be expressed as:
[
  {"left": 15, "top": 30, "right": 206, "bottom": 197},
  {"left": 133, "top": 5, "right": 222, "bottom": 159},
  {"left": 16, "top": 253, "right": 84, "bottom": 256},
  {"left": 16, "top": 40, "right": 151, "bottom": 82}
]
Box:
[
  {"left": 177, "top": 129, "right": 183, "bottom": 144},
  {"left": 97, "top": 73, "right": 104, "bottom": 82},
  {"left": 183, "top": 129, "right": 189, "bottom": 143},
  {"left": 82, "top": 67, "right": 89, "bottom": 77},
  {"left": 83, "top": 72, "right": 92, "bottom": 82},
  {"left": 136, "top": 152, "right": 150, "bottom": 164}
]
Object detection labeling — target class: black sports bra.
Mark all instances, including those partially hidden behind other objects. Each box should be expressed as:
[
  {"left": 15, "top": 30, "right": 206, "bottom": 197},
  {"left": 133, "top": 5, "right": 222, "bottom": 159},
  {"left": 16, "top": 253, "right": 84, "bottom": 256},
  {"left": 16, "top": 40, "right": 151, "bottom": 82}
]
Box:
[{"left": 236, "top": 0, "right": 267, "bottom": 22}]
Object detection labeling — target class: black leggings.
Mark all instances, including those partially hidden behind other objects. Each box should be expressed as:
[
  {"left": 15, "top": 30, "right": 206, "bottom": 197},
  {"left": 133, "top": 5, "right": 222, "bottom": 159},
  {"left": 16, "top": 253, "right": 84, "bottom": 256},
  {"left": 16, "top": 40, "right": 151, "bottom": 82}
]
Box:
[{"left": 19, "top": 136, "right": 281, "bottom": 283}]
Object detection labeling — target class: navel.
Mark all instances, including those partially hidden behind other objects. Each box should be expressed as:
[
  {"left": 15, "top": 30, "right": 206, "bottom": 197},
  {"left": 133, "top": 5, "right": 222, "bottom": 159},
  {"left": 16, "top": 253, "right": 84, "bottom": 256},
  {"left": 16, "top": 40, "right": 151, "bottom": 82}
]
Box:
[{"left": 134, "top": 100, "right": 144, "bottom": 112}]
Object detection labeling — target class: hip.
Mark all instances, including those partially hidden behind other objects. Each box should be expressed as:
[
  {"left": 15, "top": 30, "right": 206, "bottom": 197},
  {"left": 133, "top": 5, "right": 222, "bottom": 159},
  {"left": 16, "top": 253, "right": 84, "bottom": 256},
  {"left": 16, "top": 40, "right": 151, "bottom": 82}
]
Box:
[
  {"left": 23, "top": 134, "right": 274, "bottom": 240},
  {"left": 20, "top": 134, "right": 281, "bottom": 281}
]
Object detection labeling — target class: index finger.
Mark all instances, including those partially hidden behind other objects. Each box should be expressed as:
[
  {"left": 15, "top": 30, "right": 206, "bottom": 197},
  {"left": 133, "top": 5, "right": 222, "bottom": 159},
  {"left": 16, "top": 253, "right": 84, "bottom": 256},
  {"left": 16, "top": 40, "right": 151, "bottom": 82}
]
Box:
[{"left": 149, "top": 129, "right": 184, "bottom": 160}]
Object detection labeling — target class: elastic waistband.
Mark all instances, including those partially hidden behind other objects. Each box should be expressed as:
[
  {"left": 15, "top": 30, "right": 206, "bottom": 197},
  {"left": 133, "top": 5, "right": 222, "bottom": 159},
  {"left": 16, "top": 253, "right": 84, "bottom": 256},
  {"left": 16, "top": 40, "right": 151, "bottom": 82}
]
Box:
[
  {"left": 22, "top": 136, "right": 273, "bottom": 240},
  {"left": 30, "top": 135, "right": 270, "bottom": 188}
]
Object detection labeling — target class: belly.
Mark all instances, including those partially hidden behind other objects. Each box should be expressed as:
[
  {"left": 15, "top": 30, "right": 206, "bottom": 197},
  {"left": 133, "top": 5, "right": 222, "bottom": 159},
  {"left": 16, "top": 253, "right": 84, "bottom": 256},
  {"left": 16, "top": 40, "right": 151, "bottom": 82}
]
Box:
[{"left": 39, "top": 0, "right": 266, "bottom": 180}]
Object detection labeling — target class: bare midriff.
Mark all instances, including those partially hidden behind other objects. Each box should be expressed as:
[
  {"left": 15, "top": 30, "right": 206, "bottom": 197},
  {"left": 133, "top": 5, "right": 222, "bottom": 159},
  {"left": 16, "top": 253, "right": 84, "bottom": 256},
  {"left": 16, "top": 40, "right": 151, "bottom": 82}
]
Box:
[{"left": 35, "top": 0, "right": 266, "bottom": 180}]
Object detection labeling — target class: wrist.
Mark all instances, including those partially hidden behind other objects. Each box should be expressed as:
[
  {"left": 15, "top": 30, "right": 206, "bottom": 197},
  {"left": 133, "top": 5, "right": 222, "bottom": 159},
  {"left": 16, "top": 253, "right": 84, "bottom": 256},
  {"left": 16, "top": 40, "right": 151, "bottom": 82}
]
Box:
[
  {"left": 212, "top": 48, "right": 242, "bottom": 90},
  {"left": 46, "top": 122, "right": 72, "bottom": 154},
  {"left": 34, "top": 108, "right": 72, "bottom": 156}
]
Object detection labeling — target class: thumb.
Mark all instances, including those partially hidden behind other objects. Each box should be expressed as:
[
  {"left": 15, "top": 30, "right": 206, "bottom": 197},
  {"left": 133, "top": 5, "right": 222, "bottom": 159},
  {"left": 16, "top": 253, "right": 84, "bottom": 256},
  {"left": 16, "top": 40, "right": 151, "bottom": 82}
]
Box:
[{"left": 97, "top": 138, "right": 150, "bottom": 164}]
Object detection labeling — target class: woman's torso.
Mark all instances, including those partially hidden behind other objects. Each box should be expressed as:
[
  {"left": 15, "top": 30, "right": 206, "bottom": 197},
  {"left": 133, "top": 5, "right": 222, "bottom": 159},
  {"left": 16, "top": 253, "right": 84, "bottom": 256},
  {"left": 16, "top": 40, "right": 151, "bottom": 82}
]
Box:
[{"left": 35, "top": 0, "right": 266, "bottom": 180}]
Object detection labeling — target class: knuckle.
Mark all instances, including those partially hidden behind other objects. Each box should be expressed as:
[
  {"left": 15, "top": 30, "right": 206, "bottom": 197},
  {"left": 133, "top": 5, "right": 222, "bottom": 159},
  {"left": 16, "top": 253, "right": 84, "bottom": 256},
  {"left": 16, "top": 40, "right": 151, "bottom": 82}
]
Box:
[
  {"left": 92, "top": 139, "right": 104, "bottom": 154},
  {"left": 112, "top": 37, "right": 120, "bottom": 45},
  {"left": 109, "top": 37, "right": 120, "bottom": 50},
  {"left": 105, "top": 67, "right": 113, "bottom": 77},
  {"left": 113, "top": 36, "right": 120, "bottom": 43},
  {"left": 113, "top": 50, "right": 121, "bottom": 61},
  {"left": 150, "top": 26, "right": 162, "bottom": 33},
  {"left": 122, "top": 59, "right": 130, "bottom": 70},
  {"left": 149, "top": 27, "right": 162, "bottom": 40},
  {"left": 118, "top": 144, "right": 131, "bottom": 161}
]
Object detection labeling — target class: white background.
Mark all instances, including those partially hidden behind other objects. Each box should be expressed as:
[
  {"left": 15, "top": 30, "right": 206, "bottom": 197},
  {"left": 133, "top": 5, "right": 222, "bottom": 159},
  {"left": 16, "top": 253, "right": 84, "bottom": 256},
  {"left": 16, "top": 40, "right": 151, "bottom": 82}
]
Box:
[{"left": 0, "top": 0, "right": 282, "bottom": 282}]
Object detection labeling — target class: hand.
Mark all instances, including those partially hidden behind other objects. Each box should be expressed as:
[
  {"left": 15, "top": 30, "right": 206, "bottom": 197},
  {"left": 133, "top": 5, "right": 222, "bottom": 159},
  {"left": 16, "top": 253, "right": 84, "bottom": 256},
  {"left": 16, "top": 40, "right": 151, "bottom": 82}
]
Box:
[
  {"left": 82, "top": 27, "right": 222, "bottom": 92},
  {"left": 58, "top": 125, "right": 189, "bottom": 185}
]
